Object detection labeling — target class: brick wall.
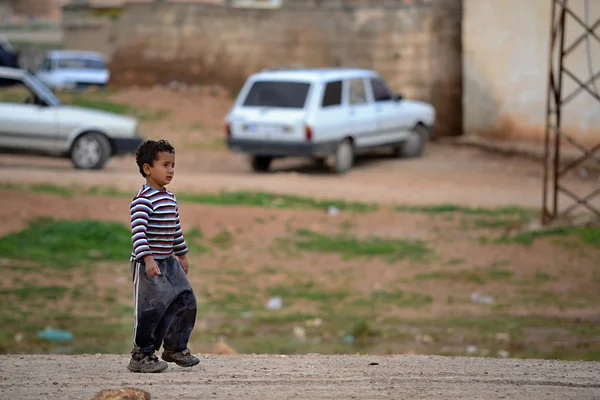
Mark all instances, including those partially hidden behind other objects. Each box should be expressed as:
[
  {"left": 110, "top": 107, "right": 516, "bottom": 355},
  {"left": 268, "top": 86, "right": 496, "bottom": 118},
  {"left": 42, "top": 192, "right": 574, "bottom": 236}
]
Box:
[{"left": 107, "top": 0, "right": 462, "bottom": 137}]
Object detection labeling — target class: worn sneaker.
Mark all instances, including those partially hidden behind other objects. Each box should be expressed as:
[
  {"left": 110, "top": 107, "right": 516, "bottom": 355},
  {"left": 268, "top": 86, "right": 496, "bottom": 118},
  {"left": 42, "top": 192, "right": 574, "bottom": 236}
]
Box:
[
  {"left": 161, "top": 348, "right": 200, "bottom": 367},
  {"left": 127, "top": 349, "right": 168, "bottom": 373}
]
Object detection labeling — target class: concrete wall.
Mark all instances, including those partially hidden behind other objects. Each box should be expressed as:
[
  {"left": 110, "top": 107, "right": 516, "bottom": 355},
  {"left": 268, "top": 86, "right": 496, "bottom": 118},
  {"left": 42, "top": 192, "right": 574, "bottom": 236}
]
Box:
[
  {"left": 61, "top": 4, "right": 121, "bottom": 59},
  {"left": 464, "top": 0, "right": 600, "bottom": 146},
  {"left": 103, "top": 0, "right": 463, "bottom": 137}
]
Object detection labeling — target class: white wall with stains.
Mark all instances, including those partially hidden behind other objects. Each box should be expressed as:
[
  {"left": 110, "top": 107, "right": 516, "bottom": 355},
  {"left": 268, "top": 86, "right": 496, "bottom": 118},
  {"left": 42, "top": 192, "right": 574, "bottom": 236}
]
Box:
[{"left": 463, "top": 0, "right": 600, "bottom": 146}]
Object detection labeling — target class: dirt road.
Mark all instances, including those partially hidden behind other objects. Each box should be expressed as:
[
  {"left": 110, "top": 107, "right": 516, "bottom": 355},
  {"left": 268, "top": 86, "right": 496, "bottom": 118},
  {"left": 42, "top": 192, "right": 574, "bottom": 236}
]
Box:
[
  {"left": 1, "top": 144, "right": 598, "bottom": 210},
  {"left": 0, "top": 354, "right": 599, "bottom": 399}
]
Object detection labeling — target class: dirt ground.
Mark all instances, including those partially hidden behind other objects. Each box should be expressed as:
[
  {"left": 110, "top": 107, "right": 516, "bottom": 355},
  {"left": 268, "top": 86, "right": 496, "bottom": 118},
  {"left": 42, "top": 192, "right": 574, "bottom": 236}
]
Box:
[
  {"left": 1, "top": 354, "right": 599, "bottom": 400},
  {"left": 1, "top": 88, "right": 599, "bottom": 398}
]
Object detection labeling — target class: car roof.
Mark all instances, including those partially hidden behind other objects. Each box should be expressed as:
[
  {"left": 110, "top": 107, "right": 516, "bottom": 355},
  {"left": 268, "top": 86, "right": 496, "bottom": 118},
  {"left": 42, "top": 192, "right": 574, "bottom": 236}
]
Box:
[
  {"left": 250, "top": 67, "right": 378, "bottom": 83},
  {"left": 47, "top": 50, "right": 106, "bottom": 60},
  {"left": 0, "top": 66, "right": 27, "bottom": 80}
]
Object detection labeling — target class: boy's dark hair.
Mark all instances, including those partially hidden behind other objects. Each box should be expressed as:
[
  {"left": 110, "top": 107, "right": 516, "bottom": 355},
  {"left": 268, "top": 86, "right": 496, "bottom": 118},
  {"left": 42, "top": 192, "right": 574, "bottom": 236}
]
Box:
[{"left": 135, "top": 139, "right": 175, "bottom": 177}]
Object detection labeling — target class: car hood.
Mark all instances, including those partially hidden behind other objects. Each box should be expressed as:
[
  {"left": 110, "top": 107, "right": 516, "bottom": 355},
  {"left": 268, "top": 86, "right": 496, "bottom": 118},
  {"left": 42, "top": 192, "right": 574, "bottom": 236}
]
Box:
[{"left": 57, "top": 105, "right": 138, "bottom": 136}]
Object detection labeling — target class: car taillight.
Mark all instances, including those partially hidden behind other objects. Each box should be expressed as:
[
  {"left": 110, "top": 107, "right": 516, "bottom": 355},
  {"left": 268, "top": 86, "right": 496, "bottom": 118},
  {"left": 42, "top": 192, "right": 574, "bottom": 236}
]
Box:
[
  {"left": 305, "top": 125, "right": 313, "bottom": 141},
  {"left": 225, "top": 122, "right": 231, "bottom": 138}
]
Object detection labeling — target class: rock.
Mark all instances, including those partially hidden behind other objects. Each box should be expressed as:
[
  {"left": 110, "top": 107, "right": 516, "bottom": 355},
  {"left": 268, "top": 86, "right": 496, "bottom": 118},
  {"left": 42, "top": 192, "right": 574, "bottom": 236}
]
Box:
[
  {"left": 497, "top": 350, "right": 510, "bottom": 358},
  {"left": 91, "top": 387, "right": 151, "bottom": 400},
  {"left": 211, "top": 341, "right": 237, "bottom": 355}
]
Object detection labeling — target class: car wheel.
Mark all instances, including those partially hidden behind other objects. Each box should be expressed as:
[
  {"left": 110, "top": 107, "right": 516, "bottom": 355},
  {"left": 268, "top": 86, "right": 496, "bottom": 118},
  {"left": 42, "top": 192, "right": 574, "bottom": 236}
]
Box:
[
  {"left": 332, "top": 139, "right": 354, "bottom": 174},
  {"left": 250, "top": 156, "right": 273, "bottom": 173},
  {"left": 395, "top": 124, "right": 429, "bottom": 158},
  {"left": 71, "top": 132, "right": 112, "bottom": 170}
]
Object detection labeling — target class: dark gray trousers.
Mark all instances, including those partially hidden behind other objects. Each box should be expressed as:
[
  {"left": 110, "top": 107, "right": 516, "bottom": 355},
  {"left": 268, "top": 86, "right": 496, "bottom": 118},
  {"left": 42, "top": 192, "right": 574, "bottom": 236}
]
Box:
[{"left": 131, "top": 256, "right": 197, "bottom": 354}]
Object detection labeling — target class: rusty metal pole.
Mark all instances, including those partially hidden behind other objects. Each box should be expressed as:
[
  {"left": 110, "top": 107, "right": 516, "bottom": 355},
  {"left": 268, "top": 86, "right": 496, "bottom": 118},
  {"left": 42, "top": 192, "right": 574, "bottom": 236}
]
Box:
[
  {"left": 553, "top": 1, "right": 568, "bottom": 219},
  {"left": 542, "top": 0, "right": 558, "bottom": 225}
]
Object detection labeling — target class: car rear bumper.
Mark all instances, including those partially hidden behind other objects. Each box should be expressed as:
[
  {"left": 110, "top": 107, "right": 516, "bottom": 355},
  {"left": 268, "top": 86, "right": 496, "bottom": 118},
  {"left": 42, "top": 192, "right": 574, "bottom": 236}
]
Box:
[
  {"left": 227, "top": 138, "right": 338, "bottom": 157},
  {"left": 113, "top": 137, "right": 143, "bottom": 155}
]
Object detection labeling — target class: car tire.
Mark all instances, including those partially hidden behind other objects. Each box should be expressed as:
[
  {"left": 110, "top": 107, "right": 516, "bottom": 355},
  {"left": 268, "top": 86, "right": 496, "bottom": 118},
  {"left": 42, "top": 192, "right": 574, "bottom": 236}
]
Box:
[
  {"left": 70, "top": 132, "right": 112, "bottom": 170},
  {"left": 394, "top": 124, "right": 429, "bottom": 158},
  {"left": 250, "top": 156, "right": 273, "bottom": 173},
  {"left": 332, "top": 138, "right": 354, "bottom": 174}
]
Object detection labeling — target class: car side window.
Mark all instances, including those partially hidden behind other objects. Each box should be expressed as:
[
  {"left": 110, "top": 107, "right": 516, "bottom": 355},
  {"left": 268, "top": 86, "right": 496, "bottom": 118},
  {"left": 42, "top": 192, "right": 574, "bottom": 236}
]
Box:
[
  {"left": 370, "top": 78, "right": 393, "bottom": 102},
  {"left": 348, "top": 78, "right": 367, "bottom": 105},
  {"left": 0, "top": 78, "right": 42, "bottom": 105},
  {"left": 321, "top": 80, "right": 342, "bottom": 108},
  {"left": 38, "top": 58, "right": 51, "bottom": 71}
]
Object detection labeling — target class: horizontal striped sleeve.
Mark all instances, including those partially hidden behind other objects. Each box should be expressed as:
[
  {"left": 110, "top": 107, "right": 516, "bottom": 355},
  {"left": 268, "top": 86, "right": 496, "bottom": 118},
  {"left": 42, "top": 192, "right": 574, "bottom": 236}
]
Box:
[
  {"left": 173, "top": 204, "right": 188, "bottom": 256},
  {"left": 130, "top": 196, "right": 153, "bottom": 259}
]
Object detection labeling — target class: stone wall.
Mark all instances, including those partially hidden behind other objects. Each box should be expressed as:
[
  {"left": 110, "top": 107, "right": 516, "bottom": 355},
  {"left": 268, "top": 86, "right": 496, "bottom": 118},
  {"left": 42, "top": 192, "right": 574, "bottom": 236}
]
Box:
[{"left": 106, "top": 0, "right": 462, "bottom": 137}]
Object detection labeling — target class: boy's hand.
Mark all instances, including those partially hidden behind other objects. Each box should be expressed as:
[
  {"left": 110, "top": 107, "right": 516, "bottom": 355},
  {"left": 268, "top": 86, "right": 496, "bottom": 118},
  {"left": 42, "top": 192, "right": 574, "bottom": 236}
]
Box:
[
  {"left": 176, "top": 254, "right": 189, "bottom": 275},
  {"left": 143, "top": 256, "right": 161, "bottom": 277}
]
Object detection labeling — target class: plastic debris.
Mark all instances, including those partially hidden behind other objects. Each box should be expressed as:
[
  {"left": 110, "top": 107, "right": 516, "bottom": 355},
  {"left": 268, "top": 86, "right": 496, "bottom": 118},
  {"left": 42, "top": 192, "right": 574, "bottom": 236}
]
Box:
[
  {"left": 37, "top": 328, "right": 73, "bottom": 342},
  {"left": 293, "top": 326, "right": 306, "bottom": 341},
  {"left": 266, "top": 297, "right": 282, "bottom": 310},
  {"left": 342, "top": 334, "right": 355, "bottom": 345},
  {"left": 470, "top": 292, "right": 494, "bottom": 305},
  {"left": 327, "top": 207, "right": 341, "bottom": 216}
]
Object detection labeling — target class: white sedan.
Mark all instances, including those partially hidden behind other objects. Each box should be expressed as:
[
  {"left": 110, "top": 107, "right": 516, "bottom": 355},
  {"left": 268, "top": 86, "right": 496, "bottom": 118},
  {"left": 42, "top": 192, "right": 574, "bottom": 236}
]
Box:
[{"left": 0, "top": 66, "right": 143, "bottom": 169}]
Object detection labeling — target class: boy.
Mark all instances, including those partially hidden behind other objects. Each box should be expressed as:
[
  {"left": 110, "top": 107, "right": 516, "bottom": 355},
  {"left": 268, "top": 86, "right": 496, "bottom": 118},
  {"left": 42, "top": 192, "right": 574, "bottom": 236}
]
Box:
[{"left": 127, "top": 139, "right": 200, "bottom": 373}]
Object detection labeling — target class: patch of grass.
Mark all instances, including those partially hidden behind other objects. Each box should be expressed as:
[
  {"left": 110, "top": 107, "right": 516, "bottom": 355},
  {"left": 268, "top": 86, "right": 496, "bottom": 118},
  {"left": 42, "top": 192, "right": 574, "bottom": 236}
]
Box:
[
  {"left": 445, "top": 258, "right": 466, "bottom": 266},
  {"left": 0, "top": 218, "right": 131, "bottom": 269},
  {"left": 0, "top": 285, "right": 68, "bottom": 301},
  {"left": 29, "top": 184, "right": 74, "bottom": 197},
  {"left": 65, "top": 95, "right": 170, "bottom": 122},
  {"left": 497, "top": 226, "right": 600, "bottom": 247},
  {"left": 0, "top": 183, "right": 377, "bottom": 213},
  {"left": 352, "top": 290, "right": 433, "bottom": 308},
  {"left": 414, "top": 266, "right": 514, "bottom": 284},
  {"left": 210, "top": 229, "right": 234, "bottom": 249},
  {"left": 474, "top": 217, "right": 526, "bottom": 229},
  {"left": 176, "top": 191, "right": 377, "bottom": 213},
  {"left": 267, "top": 280, "right": 351, "bottom": 302},
  {"left": 291, "top": 229, "right": 433, "bottom": 262},
  {"left": 396, "top": 203, "right": 536, "bottom": 217}
]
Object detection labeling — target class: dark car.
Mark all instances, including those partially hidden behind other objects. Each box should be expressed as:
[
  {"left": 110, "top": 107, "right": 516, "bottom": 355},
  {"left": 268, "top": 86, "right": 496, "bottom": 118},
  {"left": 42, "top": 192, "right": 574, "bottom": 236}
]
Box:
[{"left": 0, "top": 34, "right": 20, "bottom": 69}]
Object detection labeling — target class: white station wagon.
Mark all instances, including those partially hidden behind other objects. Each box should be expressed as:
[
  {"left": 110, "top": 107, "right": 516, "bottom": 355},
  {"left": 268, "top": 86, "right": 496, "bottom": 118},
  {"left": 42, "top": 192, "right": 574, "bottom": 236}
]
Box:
[
  {"left": 225, "top": 68, "right": 436, "bottom": 174},
  {"left": 0, "top": 67, "right": 143, "bottom": 169}
]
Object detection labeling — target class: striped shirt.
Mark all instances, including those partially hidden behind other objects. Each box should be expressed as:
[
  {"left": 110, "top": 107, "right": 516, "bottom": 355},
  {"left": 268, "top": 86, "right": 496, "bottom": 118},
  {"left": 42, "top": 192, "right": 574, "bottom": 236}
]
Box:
[{"left": 130, "top": 184, "right": 188, "bottom": 260}]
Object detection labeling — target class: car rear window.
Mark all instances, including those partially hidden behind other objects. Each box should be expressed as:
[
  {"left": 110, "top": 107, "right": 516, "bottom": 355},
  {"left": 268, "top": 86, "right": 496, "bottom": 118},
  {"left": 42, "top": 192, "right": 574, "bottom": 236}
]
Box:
[
  {"left": 242, "top": 81, "right": 311, "bottom": 109},
  {"left": 57, "top": 58, "right": 105, "bottom": 70}
]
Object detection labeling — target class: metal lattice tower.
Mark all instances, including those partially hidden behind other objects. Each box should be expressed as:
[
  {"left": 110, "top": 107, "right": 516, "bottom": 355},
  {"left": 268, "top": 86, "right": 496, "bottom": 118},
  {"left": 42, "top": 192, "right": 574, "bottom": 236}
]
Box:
[{"left": 542, "top": 0, "right": 600, "bottom": 225}]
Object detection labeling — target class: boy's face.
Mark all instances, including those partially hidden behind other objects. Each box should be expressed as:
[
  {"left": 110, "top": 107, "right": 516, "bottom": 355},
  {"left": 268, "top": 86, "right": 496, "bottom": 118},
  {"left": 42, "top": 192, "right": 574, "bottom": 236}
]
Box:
[{"left": 143, "top": 151, "right": 175, "bottom": 189}]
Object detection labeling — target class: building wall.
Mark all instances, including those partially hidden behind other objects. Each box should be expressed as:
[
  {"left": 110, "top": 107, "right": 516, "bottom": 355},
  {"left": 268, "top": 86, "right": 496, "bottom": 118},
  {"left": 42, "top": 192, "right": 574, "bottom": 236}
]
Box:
[
  {"left": 100, "top": 0, "right": 462, "bottom": 137},
  {"left": 62, "top": 4, "right": 121, "bottom": 59},
  {"left": 463, "top": 0, "right": 600, "bottom": 146}
]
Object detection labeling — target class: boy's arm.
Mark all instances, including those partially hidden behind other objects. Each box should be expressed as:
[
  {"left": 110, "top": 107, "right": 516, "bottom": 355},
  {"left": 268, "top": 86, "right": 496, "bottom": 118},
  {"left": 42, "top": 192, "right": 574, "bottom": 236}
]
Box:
[
  {"left": 173, "top": 205, "right": 189, "bottom": 257},
  {"left": 131, "top": 197, "right": 153, "bottom": 260}
]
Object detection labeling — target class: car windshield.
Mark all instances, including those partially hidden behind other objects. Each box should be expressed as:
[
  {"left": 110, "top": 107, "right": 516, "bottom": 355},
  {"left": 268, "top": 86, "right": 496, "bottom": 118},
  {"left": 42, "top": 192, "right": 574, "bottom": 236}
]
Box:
[
  {"left": 242, "top": 81, "right": 311, "bottom": 109},
  {"left": 26, "top": 73, "right": 61, "bottom": 106},
  {"left": 57, "top": 57, "right": 105, "bottom": 70}
]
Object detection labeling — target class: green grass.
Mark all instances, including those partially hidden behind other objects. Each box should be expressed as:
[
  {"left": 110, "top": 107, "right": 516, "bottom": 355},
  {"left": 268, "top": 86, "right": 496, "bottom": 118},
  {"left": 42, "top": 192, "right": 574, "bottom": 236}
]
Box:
[
  {"left": 496, "top": 226, "right": 600, "bottom": 247},
  {"left": 0, "top": 285, "right": 69, "bottom": 302},
  {"left": 267, "top": 280, "right": 351, "bottom": 302},
  {"left": 0, "top": 217, "right": 132, "bottom": 269},
  {"left": 395, "top": 203, "right": 537, "bottom": 217},
  {"left": 414, "top": 267, "right": 514, "bottom": 284},
  {"left": 0, "top": 183, "right": 378, "bottom": 213},
  {"left": 291, "top": 229, "right": 433, "bottom": 262},
  {"left": 352, "top": 290, "right": 433, "bottom": 308},
  {"left": 66, "top": 96, "right": 170, "bottom": 122}
]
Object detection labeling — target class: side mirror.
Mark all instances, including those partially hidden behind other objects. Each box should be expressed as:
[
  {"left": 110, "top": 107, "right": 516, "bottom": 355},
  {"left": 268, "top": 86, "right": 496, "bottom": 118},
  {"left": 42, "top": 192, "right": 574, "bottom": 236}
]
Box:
[{"left": 395, "top": 94, "right": 404, "bottom": 101}]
